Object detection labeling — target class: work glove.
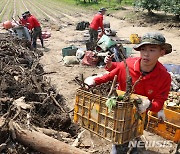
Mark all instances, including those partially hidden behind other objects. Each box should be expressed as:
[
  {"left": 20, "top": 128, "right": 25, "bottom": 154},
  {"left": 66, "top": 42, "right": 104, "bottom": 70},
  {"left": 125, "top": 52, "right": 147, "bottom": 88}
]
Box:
[
  {"left": 104, "top": 54, "right": 114, "bottom": 67},
  {"left": 84, "top": 76, "right": 96, "bottom": 86},
  {"left": 157, "top": 109, "right": 165, "bottom": 121},
  {"left": 138, "top": 98, "right": 151, "bottom": 114}
]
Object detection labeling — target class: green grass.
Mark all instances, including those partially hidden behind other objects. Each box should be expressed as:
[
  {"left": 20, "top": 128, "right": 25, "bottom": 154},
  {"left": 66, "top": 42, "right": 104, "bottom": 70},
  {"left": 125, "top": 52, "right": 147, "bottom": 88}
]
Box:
[{"left": 51, "top": 0, "right": 134, "bottom": 12}]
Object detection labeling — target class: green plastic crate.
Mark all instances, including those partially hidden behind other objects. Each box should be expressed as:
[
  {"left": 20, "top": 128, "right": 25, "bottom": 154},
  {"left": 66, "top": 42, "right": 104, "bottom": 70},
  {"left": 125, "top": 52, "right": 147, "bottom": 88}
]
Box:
[{"left": 62, "top": 45, "right": 77, "bottom": 57}]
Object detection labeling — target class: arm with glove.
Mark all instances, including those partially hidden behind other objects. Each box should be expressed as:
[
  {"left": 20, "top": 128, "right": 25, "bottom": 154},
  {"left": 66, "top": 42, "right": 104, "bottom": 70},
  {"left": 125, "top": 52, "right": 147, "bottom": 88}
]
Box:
[
  {"left": 137, "top": 96, "right": 168, "bottom": 122},
  {"left": 84, "top": 75, "right": 97, "bottom": 86},
  {"left": 136, "top": 97, "right": 165, "bottom": 121},
  {"left": 84, "top": 67, "right": 120, "bottom": 87},
  {"left": 104, "top": 54, "right": 122, "bottom": 72}
]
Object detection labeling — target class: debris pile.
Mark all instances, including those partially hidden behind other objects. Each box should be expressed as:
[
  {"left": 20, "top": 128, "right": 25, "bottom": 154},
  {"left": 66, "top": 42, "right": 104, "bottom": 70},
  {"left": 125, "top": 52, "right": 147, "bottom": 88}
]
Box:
[
  {"left": 165, "top": 91, "right": 180, "bottom": 111},
  {"left": 74, "top": 74, "right": 113, "bottom": 97},
  {"left": 169, "top": 72, "right": 180, "bottom": 92},
  {"left": 0, "top": 33, "right": 82, "bottom": 153}
]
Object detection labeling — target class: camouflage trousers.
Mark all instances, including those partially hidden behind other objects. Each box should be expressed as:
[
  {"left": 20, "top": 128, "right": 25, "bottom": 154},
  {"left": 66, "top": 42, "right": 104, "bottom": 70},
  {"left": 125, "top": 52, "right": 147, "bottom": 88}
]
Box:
[
  {"left": 32, "top": 26, "right": 44, "bottom": 48},
  {"left": 89, "top": 28, "right": 98, "bottom": 43}
]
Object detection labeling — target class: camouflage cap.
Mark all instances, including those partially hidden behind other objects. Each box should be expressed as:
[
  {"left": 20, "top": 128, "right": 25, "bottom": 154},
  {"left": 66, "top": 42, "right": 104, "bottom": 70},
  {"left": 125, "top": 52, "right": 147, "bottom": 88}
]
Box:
[
  {"left": 99, "top": 7, "right": 107, "bottom": 12},
  {"left": 133, "top": 32, "right": 172, "bottom": 54},
  {"left": 24, "top": 11, "right": 31, "bottom": 15}
]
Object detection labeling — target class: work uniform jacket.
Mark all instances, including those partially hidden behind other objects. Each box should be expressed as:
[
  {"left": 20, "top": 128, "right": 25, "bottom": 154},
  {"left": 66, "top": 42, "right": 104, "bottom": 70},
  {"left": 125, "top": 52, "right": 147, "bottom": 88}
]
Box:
[
  {"left": 89, "top": 12, "right": 104, "bottom": 31},
  {"left": 27, "top": 15, "right": 41, "bottom": 30},
  {"left": 94, "top": 57, "right": 171, "bottom": 112}
]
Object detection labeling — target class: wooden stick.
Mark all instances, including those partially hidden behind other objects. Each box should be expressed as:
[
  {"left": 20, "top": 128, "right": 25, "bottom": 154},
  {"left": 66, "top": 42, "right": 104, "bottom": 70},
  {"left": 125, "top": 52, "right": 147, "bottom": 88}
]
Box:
[
  {"left": 107, "top": 75, "right": 117, "bottom": 98},
  {"left": 35, "top": 127, "right": 70, "bottom": 138},
  {"left": 50, "top": 94, "right": 66, "bottom": 112}
]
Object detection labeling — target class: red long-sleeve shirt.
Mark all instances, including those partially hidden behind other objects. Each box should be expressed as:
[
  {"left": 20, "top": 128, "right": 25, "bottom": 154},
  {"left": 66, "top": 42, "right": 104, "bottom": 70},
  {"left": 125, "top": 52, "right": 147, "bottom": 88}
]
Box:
[
  {"left": 94, "top": 57, "right": 171, "bottom": 112},
  {"left": 27, "top": 15, "right": 40, "bottom": 30},
  {"left": 89, "top": 13, "right": 104, "bottom": 31}
]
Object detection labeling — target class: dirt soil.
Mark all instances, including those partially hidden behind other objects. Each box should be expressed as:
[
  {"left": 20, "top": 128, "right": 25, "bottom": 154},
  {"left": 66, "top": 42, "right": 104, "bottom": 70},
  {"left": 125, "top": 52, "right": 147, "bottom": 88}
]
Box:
[
  {"left": 38, "top": 7, "right": 179, "bottom": 153},
  {"left": 1, "top": 4, "right": 179, "bottom": 153},
  {"left": 39, "top": 7, "right": 179, "bottom": 154}
]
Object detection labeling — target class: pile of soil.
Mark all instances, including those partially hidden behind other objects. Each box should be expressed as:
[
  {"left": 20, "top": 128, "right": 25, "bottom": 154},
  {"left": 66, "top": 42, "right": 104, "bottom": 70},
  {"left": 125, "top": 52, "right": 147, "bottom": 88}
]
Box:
[{"left": 0, "top": 33, "right": 79, "bottom": 153}]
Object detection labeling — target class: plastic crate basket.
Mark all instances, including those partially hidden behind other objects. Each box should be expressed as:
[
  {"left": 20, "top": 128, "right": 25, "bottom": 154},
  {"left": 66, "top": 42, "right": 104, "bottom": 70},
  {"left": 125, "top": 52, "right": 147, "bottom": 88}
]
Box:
[
  {"left": 62, "top": 45, "right": 77, "bottom": 57},
  {"left": 74, "top": 88, "right": 146, "bottom": 144},
  {"left": 147, "top": 110, "right": 180, "bottom": 143}
]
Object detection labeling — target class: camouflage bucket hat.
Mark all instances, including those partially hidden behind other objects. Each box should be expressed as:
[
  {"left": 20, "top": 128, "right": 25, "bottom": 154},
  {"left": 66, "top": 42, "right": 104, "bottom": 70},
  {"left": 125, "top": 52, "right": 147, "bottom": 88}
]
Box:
[
  {"left": 99, "top": 7, "right": 107, "bottom": 12},
  {"left": 133, "top": 32, "right": 172, "bottom": 54}
]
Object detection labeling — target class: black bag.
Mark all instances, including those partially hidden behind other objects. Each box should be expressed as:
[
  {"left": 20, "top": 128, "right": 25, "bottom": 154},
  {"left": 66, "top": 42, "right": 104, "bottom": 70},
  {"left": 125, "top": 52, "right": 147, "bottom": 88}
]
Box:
[{"left": 76, "top": 21, "right": 90, "bottom": 31}]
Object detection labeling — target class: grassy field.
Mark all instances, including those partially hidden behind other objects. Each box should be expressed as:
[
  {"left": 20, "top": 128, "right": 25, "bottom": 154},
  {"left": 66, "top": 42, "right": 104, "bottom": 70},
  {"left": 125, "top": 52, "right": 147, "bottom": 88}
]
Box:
[
  {"left": 54, "top": 0, "right": 134, "bottom": 11},
  {"left": 0, "top": 0, "right": 134, "bottom": 22}
]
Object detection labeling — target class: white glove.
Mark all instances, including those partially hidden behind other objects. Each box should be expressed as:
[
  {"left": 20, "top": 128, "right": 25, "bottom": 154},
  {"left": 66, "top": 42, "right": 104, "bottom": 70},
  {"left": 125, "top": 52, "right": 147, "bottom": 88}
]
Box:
[
  {"left": 84, "top": 76, "right": 96, "bottom": 86},
  {"left": 157, "top": 109, "right": 165, "bottom": 121},
  {"left": 104, "top": 54, "right": 113, "bottom": 64},
  {"left": 138, "top": 98, "right": 151, "bottom": 113}
]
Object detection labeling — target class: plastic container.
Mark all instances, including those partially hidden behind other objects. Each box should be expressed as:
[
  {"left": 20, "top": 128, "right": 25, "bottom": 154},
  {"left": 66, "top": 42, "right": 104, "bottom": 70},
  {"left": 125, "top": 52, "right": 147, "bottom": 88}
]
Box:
[
  {"left": 163, "top": 64, "right": 180, "bottom": 74},
  {"left": 165, "top": 105, "right": 180, "bottom": 113},
  {"left": 147, "top": 109, "right": 180, "bottom": 143},
  {"left": 62, "top": 45, "right": 78, "bottom": 57},
  {"left": 3, "top": 21, "right": 13, "bottom": 30},
  {"left": 129, "top": 34, "right": 140, "bottom": 44},
  {"left": 97, "top": 35, "right": 117, "bottom": 51},
  {"left": 74, "top": 88, "right": 146, "bottom": 144},
  {"left": 12, "top": 26, "right": 31, "bottom": 41}
]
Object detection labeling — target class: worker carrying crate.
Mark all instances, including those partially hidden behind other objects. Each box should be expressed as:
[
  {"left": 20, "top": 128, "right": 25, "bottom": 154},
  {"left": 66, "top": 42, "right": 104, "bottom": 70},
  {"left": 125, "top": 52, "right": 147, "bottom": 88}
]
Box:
[{"left": 74, "top": 32, "right": 175, "bottom": 153}]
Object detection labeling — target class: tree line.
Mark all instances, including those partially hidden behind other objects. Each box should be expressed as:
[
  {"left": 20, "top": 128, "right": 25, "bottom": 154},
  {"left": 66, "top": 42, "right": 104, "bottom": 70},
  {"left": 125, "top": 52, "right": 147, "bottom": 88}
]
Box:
[
  {"left": 134, "top": 0, "right": 179, "bottom": 20},
  {"left": 76, "top": 0, "right": 180, "bottom": 20}
]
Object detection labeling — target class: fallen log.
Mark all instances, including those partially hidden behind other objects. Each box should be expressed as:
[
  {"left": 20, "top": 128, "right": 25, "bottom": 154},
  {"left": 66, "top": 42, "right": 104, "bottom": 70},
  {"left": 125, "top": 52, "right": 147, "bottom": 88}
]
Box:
[{"left": 10, "top": 121, "right": 88, "bottom": 154}]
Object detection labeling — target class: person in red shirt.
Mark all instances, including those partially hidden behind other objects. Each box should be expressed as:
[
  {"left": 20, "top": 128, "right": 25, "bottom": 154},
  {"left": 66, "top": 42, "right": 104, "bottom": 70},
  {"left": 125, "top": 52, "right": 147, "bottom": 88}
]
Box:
[
  {"left": 25, "top": 11, "right": 44, "bottom": 49},
  {"left": 85, "top": 32, "right": 172, "bottom": 113},
  {"left": 89, "top": 7, "right": 107, "bottom": 43},
  {"left": 85, "top": 32, "right": 172, "bottom": 153},
  {"left": 18, "top": 13, "right": 31, "bottom": 41}
]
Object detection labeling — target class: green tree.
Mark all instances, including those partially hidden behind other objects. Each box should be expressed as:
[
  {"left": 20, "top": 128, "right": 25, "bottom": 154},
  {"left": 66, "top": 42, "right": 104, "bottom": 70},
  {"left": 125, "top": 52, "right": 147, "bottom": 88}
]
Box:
[
  {"left": 134, "top": 0, "right": 161, "bottom": 14},
  {"left": 161, "top": 0, "right": 180, "bottom": 20}
]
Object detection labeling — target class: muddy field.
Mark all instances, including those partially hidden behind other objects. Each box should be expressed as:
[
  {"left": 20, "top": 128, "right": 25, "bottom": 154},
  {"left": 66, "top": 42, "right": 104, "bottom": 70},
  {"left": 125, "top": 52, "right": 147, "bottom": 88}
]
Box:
[{"left": 0, "top": 0, "right": 180, "bottom": 153}]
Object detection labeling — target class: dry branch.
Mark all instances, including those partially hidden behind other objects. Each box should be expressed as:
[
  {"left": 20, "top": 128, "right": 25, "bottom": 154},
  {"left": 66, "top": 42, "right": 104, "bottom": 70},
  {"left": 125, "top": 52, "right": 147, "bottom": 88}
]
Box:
[
  {"left": 107, "top": 75, "right": 117, "bottom": 98},
  {"left": 50, "top": 94, "right": 66, "bottom": 112},
  {"left": 35, "top": 127, "right": 70, "bottom": 138}
]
